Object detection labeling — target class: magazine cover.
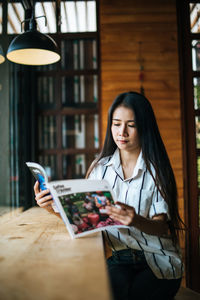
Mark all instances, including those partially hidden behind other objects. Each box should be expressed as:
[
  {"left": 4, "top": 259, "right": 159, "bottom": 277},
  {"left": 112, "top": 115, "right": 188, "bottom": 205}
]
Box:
[
  {"left": 48, "top": 179, "right": 128, "bottom": 239},
  {"left": 26, "top": 162, "right": 128, "bottom": 239}
]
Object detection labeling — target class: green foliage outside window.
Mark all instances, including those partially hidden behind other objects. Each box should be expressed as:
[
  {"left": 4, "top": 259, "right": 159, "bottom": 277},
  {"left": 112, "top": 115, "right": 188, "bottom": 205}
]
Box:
[
  {"left": 196, "top": 116, "right": 200, "bottom": 148},
  {"left": 194, "top": 84, "right": 200, "bottom": 108},
  {"left": 197, "top": 157, "right": 200, "bottom": 188}
]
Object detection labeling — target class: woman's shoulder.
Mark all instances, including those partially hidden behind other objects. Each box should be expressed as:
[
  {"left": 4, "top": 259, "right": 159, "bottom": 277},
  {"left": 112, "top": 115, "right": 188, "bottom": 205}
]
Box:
[
  {"left": 97, "top": 155, "right": 113, "bottom": 166},
  {"left": 88, "top": 155, "right": 112, "bottom": 179}
]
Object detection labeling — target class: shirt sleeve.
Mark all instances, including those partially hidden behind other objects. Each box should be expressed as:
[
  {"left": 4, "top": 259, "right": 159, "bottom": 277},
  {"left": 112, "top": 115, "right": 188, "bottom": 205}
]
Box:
[{"left": 149, "top": 187, "right": 170, "bottom": 220}]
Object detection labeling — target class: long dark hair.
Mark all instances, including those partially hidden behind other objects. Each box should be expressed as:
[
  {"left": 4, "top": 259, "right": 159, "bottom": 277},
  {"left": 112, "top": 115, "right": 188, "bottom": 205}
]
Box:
[{"left": 87, "top": 91, "right": 184, "bottom": 245}]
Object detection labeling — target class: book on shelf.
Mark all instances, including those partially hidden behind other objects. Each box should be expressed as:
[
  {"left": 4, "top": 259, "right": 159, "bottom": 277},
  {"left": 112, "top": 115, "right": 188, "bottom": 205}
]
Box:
[{"left": 26, "top": 162, "right": 128, "bottom": 239}]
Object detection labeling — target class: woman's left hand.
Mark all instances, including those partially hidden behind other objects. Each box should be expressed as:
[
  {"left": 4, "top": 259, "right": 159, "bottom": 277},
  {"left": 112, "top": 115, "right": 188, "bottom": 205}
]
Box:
[
  {"left": 106, "top": 202, "right": 136, "bottom": 226},
  {"left": 106, "top": 202, "right": 169, "bottom": 236}
]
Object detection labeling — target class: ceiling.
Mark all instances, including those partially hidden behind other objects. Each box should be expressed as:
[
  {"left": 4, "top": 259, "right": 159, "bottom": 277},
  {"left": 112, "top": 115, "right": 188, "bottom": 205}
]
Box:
[
  {"left": 0, "top": 1, "right": 199, "bottom": 35},
  {"left": 0, "top": 1, "right": 96, "bottom": 34}
]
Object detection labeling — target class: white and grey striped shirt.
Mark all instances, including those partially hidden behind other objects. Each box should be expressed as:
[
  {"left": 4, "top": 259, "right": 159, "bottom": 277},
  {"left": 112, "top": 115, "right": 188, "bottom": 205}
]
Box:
[{"left": 88, "top": 149, "right": 183, "bottom": 279}]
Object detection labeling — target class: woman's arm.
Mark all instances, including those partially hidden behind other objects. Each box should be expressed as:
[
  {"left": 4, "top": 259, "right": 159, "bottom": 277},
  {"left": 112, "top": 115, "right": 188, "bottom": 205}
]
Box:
[
  {"left": 106, "top": 202, "right": 169, "bottom": 236},
  {"left": 34, "top": 181, "right": 61, "bottom": 218}
]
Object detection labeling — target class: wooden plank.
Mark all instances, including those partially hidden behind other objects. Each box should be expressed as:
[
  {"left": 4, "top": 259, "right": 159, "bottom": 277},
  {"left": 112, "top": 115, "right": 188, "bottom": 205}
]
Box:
[
  {"left": 0, "top": 207, "right": 23, "bottom": 224},
  {"left": 174, "top": 169, "right": 184, "bottom": 189},
  {"left": 0, "top": 207, "right": 111, "bottom": 300},
  {"left": 101, "top": 30, "right": 178, "bottom": 43},
  {"left": 100, "top": 0, "right": 176, "bottom": 15},
  {"left": 101, "top": 60, "right": 179, "bottom": 71},
  {"left": 151, "top": 100, "right": 181, "bottom": 119},
  {"left": 101, "top": 14, "right": 177, "bottom": 25},
  {"left": 0, "top": 207, "right": 13, "bottom": 217},
  {"left": 102, "top": 80, "right": 179, "bottom": 93},
  {"left": 100, "top": 91, "right": 181, "bottom": 105},
  {"left": 102, "top": 70, "right": 180, "bottom": 82}
]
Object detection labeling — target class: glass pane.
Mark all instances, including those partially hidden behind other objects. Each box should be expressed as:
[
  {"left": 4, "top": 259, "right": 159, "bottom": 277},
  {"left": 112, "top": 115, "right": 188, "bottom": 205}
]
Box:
[
  {"left": 61, "top": 1, "right": 96, "bottom": 33},
  {"left": 37, "top": 76, "right": 56, "bottom": 109},
  {"left": 199, "top": 195, "right": 200, "bottom": 227},
  {"left": 6, "top": 1, "right": 96, "bottom": 35},
  {"left": 197, "top": 157, "right": 200, "bottom": 188},
  {"left": 35, "top": 2, "right": 56, "bottom": 34},
  {"left": 87, "top": 1, "right": 97, "bottom": 32},
  {"left": 38, "top": 155, "right": 57, "bottom": 180},
  {"left": 38, "top": 115, "right": 57, "bottom": 149},
  {"left": 7, "top": 2, "right": 57, "bottom": 34},
  {"left": 62, "top": 115, "right": 76, "bottom": 148},
  {"left": 192, "top": 40, "right": 200, "bottom": 71},
  {"left": 62, "top": 75, "right": 98, "bottom": 107},
  {"left": 7, "top": 2, "right": 24, "bottom": 34},
  {"left": 190, "top": 3, "right": 200, "bottom": 33},
  {"left": 0, "top": 4, "right": 2, "bottom": 34},
  {"left": 63, "top": 153, "right": 97, "bottom": 179},
  {"left": 196, "top": 117, "right": 200, "bottom": 149},
  {"left": 193, "top": 77, "right": 200, "bottom": 109},
  {"left": 61, "top": 39, "right": 97, "bottom": 70},
  {"left": 62, "top": 114, "right": 99, "bottom": 149}
]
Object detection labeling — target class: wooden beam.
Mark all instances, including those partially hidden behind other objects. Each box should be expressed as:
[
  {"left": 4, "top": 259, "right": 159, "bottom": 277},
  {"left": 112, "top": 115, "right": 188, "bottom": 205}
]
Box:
[
  {"left": 41, "top": 2, "right": 50, "bottom": 33},
  {"left": 8, "top": 15, "right": 17, "bottom": 33},
  {"left": 12, "top": 3, "right": 22, "bottom": 24},
  {"left": 64, "top": 2, "right": 69, "bottom": 31}
]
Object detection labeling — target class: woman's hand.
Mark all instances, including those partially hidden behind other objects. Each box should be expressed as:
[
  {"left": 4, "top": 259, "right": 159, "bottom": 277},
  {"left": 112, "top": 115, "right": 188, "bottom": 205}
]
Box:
[
  {"left": 34, "top": 181, "right": 53, "bottom": 209},
  {"left": 106, "top": 201, "right": 168, "bottom": 236},
  {"left": 106, "top": 202, "right": 136, "bottom": 226}
]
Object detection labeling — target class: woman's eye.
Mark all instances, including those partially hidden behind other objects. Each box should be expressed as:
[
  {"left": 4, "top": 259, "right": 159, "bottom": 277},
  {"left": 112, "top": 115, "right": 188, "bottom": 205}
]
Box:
[
  {"left": 128, "top": 124, "right": 136, "bottom": 128},
  {"left": 113, "top": 123, "right": 120, "bottom": 126}
]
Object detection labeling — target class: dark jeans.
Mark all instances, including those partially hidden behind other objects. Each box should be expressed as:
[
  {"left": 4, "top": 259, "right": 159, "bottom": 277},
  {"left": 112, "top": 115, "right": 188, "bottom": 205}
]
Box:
[{"left": 106, "top": 249, "right": 182, "bottom": 300}]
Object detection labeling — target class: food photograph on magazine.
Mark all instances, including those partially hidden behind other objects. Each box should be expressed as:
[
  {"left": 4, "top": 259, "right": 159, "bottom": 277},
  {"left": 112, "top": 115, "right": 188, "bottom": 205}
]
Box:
[
  {"left": 59, "top": 190, "right": 121, "bottom": 235},
  {"left": 48, "top": 179, "right": 128, "bottom": 239}
]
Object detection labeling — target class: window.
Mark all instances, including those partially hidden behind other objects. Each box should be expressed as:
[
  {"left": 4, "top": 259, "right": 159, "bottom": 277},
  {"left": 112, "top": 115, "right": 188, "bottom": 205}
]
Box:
[
  {"left": 5, "top": 1, "right": 99, "bottom": 210},
  {"left": 7, "top": 2, "right": 24, "bottom": 34},
  {"left": 4, "top": 1, "right": 96, "bottom": 34},
  {"left": 0, "top": 3, "right": 2, "bottom": 34},
  {"left": 177, "top": 0, "right": 200, "bottom": 292},
  {"left": 36, "top": 32, "right": 99, "bottom": 180}
]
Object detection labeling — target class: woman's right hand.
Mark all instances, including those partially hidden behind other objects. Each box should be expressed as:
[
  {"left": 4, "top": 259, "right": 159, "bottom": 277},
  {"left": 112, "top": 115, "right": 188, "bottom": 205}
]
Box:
[{"left": 34, "top": 181, "right": 53, "bottom": 209}]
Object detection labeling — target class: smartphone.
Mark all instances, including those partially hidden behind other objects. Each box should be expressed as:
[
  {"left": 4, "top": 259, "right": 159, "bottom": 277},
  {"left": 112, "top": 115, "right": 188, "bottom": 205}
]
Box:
[{"left": 37, "top": 174, "right": 47, "bottom": 191}]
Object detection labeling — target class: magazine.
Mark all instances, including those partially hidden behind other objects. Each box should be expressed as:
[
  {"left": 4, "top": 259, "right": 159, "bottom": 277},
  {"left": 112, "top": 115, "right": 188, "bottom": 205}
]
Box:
[{"left": 26, "top": 162, "right": 128, "bottom": 239}]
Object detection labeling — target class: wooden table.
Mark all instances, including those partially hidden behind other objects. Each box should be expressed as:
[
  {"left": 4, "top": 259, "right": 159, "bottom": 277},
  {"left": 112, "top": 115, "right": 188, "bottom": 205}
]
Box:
[{"left": 0, "top": 207, "right": 111, "bottom": 300}]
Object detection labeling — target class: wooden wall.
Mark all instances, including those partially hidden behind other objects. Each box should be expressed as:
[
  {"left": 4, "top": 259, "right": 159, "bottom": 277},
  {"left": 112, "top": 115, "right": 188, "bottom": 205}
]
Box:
[{"left": 99, "top": 0, "right": 185, "bottom": 282}]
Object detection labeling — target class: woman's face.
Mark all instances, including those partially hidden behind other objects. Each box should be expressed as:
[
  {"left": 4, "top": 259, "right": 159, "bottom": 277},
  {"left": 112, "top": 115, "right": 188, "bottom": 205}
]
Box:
[{"left": 111, "top": 105, "right": 141, "bottom": 153}]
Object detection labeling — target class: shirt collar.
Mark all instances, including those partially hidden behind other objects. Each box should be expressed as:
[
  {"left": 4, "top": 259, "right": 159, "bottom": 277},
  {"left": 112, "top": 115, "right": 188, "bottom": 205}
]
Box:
[
  {"left": 104, "top": 148, "right": 146, "bottom": 179},
  {"left": 132, "top": 150, "right": 146, "bottom": 178},
  {"left": 104, "top": 148, "right": 121, "bottom": 168}
]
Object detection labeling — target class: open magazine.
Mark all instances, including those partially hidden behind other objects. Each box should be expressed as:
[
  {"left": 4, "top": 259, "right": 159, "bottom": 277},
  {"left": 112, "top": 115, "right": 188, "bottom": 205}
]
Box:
[{"left": 26, "top": 162, "right": 128, "bottom": 239}]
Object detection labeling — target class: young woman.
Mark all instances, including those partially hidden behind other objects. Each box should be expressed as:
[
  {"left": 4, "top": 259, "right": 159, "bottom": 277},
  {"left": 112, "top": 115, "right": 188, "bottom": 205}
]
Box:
[{"left": 34, "top": 91, "right": 184, "bottom": 300}]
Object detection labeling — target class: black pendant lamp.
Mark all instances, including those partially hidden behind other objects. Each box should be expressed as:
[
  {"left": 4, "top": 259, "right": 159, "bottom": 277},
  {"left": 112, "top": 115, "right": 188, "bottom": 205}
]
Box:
[
  {"left": 6, "top": 13, "right": 60, "bottom": 66},
  {"left": 0, "top": 45, "right": 5, "bottom": 64}
]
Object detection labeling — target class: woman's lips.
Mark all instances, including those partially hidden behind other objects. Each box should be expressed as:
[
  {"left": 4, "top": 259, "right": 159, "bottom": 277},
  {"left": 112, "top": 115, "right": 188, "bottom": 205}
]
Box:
[{"left": 117, "top": 140, "right": 128, "bottom": 144}]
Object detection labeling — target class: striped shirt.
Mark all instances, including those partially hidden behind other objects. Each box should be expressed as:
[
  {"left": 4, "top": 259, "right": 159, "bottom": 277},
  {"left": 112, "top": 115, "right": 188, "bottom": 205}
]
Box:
[{"left": 88, "top": 149, "right": 183, "bottom": 279}]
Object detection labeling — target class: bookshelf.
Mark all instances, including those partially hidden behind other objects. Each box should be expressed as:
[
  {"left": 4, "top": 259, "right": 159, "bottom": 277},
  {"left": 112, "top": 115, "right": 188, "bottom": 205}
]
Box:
[{"left": 36, "top": 33, "right": 100, "bottom": 180}]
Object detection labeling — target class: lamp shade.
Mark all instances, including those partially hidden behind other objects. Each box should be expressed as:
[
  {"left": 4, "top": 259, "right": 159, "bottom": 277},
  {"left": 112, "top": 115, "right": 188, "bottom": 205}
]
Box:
[
  {"left": 6, "top": 30, "right": 60, "bottom": 65},
  {"left": 0, "top": 45, "right": 5, "bottom": 64}
]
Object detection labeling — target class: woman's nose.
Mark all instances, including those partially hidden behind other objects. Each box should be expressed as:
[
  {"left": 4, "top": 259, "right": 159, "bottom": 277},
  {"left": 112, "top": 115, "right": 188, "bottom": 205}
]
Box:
[{"left": 119, "top": 125, "right": 128, "bottom": 136}]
